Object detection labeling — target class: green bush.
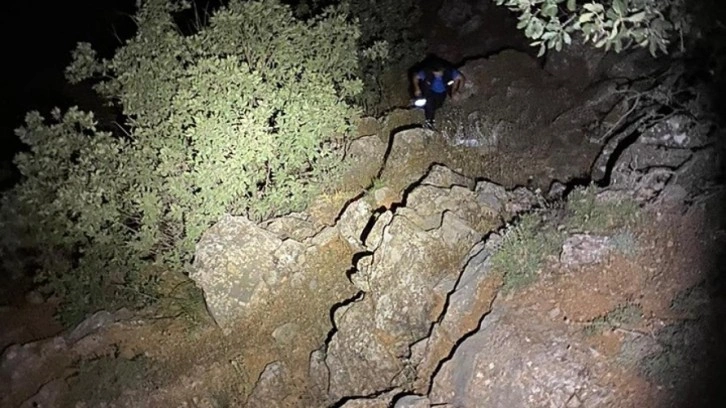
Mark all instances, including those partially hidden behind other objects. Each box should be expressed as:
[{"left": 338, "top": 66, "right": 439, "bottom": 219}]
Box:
[
  {"left": 295, "top": 0, "right": 425, "bottom": 114},
  {"left": 491, "top": 213, "right": 565, "bottom": 292},
  {"left": 494, "top": 0, "right": 689, "bottom": 56},
  {"left": 1, "top": 0, "right": 362, "bottom": 323},
  {"left": 349, "top": 0, "right": 424, "bottom": 113},
  {"left": 565, "top": 185, "right": 640, "bottom": 233}
]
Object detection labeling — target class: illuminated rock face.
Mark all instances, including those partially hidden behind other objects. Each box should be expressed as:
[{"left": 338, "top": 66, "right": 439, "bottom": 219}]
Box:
[
  {"left": 191, "top": 215, "right": 300, "bottom": 334},
  {"left": 324, "top": 166, "right": 502, "bottom": 401},
  {"left": 428, "top": 308, "right": 614, "bottom": 408}
]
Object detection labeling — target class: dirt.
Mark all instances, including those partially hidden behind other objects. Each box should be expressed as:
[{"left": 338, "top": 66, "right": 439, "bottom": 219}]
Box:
[{"left": 503, "top": 195, "right": 726, "bottom": 407}]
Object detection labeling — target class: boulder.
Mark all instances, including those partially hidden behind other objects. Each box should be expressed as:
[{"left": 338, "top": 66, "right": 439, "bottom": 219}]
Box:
[
  {"left": 0, "top": 311, "right": 121, "bottom": 407},
  {"left": 437, "top": 0, "right": 473, "bottom": 28},
  {"left": 560, "top": 234, "right": 612, "bottom": 266},
  {"left": 639, "top": 114, "right": 711, "bottom": 149},
  {"left": 191, "top": 214, "right": 304, "bottom": 333},
  {"left": 337, "top": 389, "right": 402, "bottom": 408},
  {"left": 338, "top": 198, "right": 375, "bottom": 250},
  {"left": 544, "top": 33, "right": 605, "bottom": 86},
  {"left": 394, "top": 394, "right": 431, "bottom": 408},
  {"left": 262, "top": 212, "right": 321, "bottom": 242},
  {"left": 421, "top": 164, "right": 475, "bottom": 190}
]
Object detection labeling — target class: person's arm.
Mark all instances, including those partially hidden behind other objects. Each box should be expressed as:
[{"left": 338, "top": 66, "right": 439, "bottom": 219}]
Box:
[
  {"left": 412, "top": 71, "right": 423, "bottom": 97},
  {"left": 451, "top": 70, "right": 465, "bottom": 94}
]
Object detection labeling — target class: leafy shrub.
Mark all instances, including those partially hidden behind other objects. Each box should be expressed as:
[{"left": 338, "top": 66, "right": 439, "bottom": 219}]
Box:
[
  {"left": 295, "top": 0, "right": 425, "bottom": 114},
  {"left": 494, "top": 0, "right": 689, "bottom": 56},
  {"left": 349, "top": 0, "right": 424, "bottom": 113},
  {"left": 565, "top": 185, "right": 640, "bottom": 233},
  {"left": 1, "top": 0, "right": 362, "bottom": 322},
  {"left": 490, "top": 213, "right": 565, "bottom": 292}
]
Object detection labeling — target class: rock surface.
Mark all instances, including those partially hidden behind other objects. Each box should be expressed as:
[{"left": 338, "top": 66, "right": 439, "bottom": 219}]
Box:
[
  {"left": 246, "top": 361, "right": 289, "bottom": 408},
  {"left": 439, "top": 50, "right": 621, "bottom": 151},
  {"left": 429, "top": 307, "right": 614, "bottom": 407},
  {"left": 324, "top": 168, "right": 502, "bottom": 401},
  {"left": 0, "top": 311, "right": 121, "bottom": 408},
  {"left": 560, "top": 234, "right": 613, "bottom": 266},
  {"left": 191, "top": 215, "right": 305, "bottom": 333}
]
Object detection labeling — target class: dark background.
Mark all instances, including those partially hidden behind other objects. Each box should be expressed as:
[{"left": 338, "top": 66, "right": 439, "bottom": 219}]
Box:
[{"left": 0, "top": 0, "right": 136, "bottom": 186}]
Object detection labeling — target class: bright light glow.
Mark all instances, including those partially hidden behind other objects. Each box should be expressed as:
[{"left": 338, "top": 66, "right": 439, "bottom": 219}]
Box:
[{"left": 414, "top": 98, "right": 427, "bottom": 107}]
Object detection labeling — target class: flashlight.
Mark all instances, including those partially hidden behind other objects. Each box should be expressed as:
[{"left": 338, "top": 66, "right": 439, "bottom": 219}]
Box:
[{"left": 414, "top": 98, "right": 427, "bottom": 107}]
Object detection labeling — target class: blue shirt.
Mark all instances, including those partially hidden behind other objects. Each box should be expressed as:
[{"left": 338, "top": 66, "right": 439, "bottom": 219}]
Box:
[{"left": 417, "top": 69, "right": 461, "bottom": 94}]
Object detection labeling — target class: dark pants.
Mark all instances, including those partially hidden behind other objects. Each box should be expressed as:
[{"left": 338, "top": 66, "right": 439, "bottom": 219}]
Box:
[{"left": 424, "top": 90, "right": 447, "bottom": 122}]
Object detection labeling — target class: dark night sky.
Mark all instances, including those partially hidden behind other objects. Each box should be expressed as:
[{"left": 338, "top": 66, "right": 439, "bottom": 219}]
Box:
[{"left": 0, "top": 1, "right": 136, "bottom": 161}]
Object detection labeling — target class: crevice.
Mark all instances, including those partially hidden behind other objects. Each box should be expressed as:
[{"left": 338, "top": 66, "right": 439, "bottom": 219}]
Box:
[
  {"left": 599, "top": 127, "right": 646, "bottom": 187},
  {"left": 328, "top": 386, "right": 399, "bottom": 408},
  {"left": 389, "top": 391, "right": 433, "bottom": 406},
  {"left": 413, "top": 239, "right": 488, "bottom": 343},
  {"left": 323, "top": 291, "right": 364, "bottom": 348},
  {"left": 591, "top": 104, "right": 660, "bottom": 186},
  {"left": 387, "top": 162, "right": 448, "bottom": 214},
  {"left": 376, "top": 124, "right": 428, "bottom": 181},
  {"left": 425, "top": 291, "right": 500, "bottom": 396},
  {"left": 321, "top": 290, "right": 365, "bottom": 399},
  {"left": 346, "top": 252, "right": 374, "bottom": 283},
  {"left": 561, "top": 176, "right": 595, "bottom": 199},
  {"left": 331, "top": 190, "right": 368, "bottom": 226},
  {"left": 359, "top": 208, "right": 388, "bottom": 246}
]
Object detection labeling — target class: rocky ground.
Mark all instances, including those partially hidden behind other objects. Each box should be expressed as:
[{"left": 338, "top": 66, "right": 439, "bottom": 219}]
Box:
[{"left": 2, "top": 1, "right": 725, "bottom": 408}]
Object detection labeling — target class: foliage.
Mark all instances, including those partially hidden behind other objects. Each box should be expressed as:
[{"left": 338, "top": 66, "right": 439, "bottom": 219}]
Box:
[
  {"left": 1, "top": 108, "right": 140, "bottom": 324},
  {"left": 490, "top": 212, "right": 565, "bottom": 292},
  {"left": 494, "top": 0, "right": 689, "bottom": 56},
  {"left": 583, "top": 303, "right": 642, "bottom": 335},
  {"left": 609, "top": 228, "right": 639, "bottom": 257},
  {"left": 348, "top": 0, "right": 424, "bottom": 113},
  {"left": 488, "top": 185, "right": 644, "bottom": 293},
  {"left": 295, "top": 0, "right": 425, "bottom": 114},
  {"left": 1, "top": 0, "right": 362, "bottom": 322},
  {"left": 565, "top": 185, "right": 640, "bottom": 233}
]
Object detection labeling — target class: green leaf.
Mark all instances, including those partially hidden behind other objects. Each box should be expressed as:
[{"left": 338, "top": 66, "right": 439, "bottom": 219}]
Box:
[
  {"left": 525, "top": 17, "right": 545, "bottom": 39},
  {"left": 579, "top": 12, "right": 595, "bottom": 23},
  {"left": 543, "top": 3, "right": 558, "bottom": 18},
  {"left": 582, "top": 3, "right": 604, "bottom": 13},
  {"left": 537, "top": 43, "right": 547, "bottom": 57},
  {"left": 517, "top": 15, "right": 531, "bottom": 29},
  {"left": 627, "top": 11, "right": 647, "bottom": 23},
  {"left": 567, "top": 0, "right": 577, "bottom": 12}
]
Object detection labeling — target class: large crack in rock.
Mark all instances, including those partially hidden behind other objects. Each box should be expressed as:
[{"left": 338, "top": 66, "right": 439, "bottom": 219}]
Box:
[
  {"left": 411, "top": 239, "right": 501, "bottom": 394},
  {"left": 324, "top": 167, "right": 507, "bottom": 402}
]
